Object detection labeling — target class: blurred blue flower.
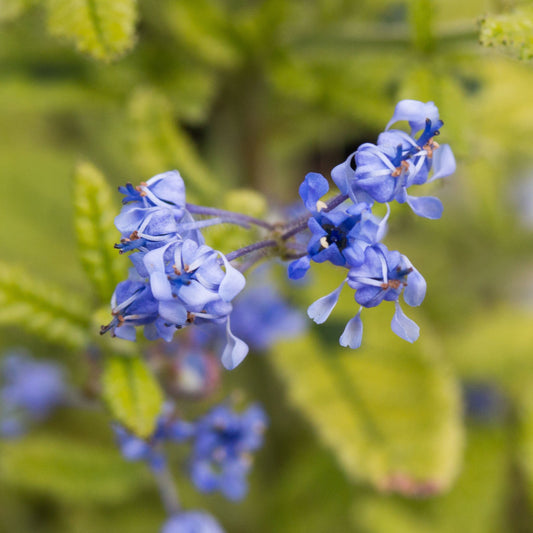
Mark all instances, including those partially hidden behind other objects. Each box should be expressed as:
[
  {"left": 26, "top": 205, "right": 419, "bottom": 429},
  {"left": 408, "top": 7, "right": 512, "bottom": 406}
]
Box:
[
  {"left": 161, "top": 511, "right": 225, "bottom": 533},
  {"left": 231, "top": 285, "right": 307, "bottom": 350},
  {"left": 114, "top": 405, "right": 195, "bottom": 471},
  {"left": 0, "top": 351, "right": 67, "bottom": 437},
  {"left": 190, "top": 404, "right": 267, "bottom": 501}
]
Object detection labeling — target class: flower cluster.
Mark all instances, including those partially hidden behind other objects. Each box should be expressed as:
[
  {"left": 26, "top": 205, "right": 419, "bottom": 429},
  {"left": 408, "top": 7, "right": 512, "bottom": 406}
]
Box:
[
  {"left": 114, "top": 402, "right": 267, "bottom": 501},
  {"left": 190, "top": 403, "right": 267, "bottom": 500},
  {"left": 289, "top": 100, "right": 455, "bottom": 348},
  {"left": 102, "top": 171, "right": 249, "bottom": 370},
  {"left": 104, "top": 100, "right": 454, "bottom": 364},
  {"left": 0, "top": 352, "right": 67, "bottom": 437}
]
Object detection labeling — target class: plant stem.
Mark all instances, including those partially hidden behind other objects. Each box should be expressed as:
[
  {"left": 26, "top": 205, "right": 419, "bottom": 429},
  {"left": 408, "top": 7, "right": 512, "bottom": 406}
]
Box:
[
  {"left": 186, "top": 203, "right": 274, "bottom": 230},
  {"left": 226, "top": 239, "right": 278, "bottom": 262},
  {"left": 152, "top": 462, "right": 181, "bottom": 516}
]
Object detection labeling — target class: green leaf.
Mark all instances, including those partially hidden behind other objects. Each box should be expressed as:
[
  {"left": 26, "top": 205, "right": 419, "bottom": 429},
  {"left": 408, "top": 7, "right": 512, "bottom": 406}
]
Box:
[
  {"left": 0, "top": 434, "right": 149, "bottom": 504},
  {"left": 128, "top": 88, "right": 217, "bottom": 203},
  {"left": 270, "top": 309, "right": 463, "bottom": 494},
  {"left": 352, "top": 425, "right": 508, "bottom": 533},
  {"left": 102, "top": 355, "right": 163, "bottom": 438},
  {"left": 445, "top": 306, "right": 533, "bottom": 385},
  {"left": 73, "top": 161, "right": 126, "bottom": 303},
  {"left": 46, "top": 0, "right": 138, "bottom": 61},
  {"left": 0, "top": 261, "right": 90, "bottom": 349},
  {"left": 165, "top": 0, "right": 242, "bottom": 69},
  {"left": 0, "top": 0, "right": 34, "bottom": 22},
  {"left": 480, "top": 7, "right": 533, "bottom": 61}
]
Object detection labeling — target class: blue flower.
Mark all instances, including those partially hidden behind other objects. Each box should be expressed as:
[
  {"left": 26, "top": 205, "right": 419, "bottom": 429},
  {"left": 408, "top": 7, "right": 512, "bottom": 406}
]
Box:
[
  {"left": 115, "top": 171, "right": 204, "bottom": 253},
  {"left": 306, "top": 244, "right": 426, "bottom": 347},
  {"left": 230, "top": 284, "right": 307, "bottom": 351},
  {"left": 288, "top": 172, "right": 386, "bottom": 279},
  {"left": 331, "top": 100, "right": 455, "bottom": 219},
  {"left": 114, "top": 405, "right": 195, "bottom": 471},
  {"left": 161, "top": 511, "right": 225, "bottom": 533},
  {"left": 143, "top": 239, "right": 249, "bottom": 369},
  {"left": 0, "top": 352, "right": 67, "bottom": 437},
  {"left": 189, "top": 404, "right": 267, "bottom": 501}
]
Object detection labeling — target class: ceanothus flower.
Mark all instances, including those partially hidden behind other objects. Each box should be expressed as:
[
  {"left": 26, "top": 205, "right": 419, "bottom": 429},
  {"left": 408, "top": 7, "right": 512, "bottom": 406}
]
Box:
[
  {"left": 189, "top": 404, "right": 267, "bottom": 501},
  {"left": 288, "top": 172, "right": 386, "bottom": 279},
  {"left": 0, "top": 352, "right": 67, "bottom": 437},
  {"left": 114, "top": 406, "right": 195, "bottom": 471},
  {"left": 307, "top": 243, "right": 426, "bottom": 348},
  {"left": 331, "top": 100, "right": 455, "bottom": 219},
  {"left": 143, "top": 239, "right": 248, "bottom": 370},
  {"left": 115, "top": 171, "right": 203, "bottom": 253},
  {"left": 231, "top": 283, "right": 307, "bottom": 351},
  {"left": 161, "top": 511, "right": 225, "bottom": 533}
]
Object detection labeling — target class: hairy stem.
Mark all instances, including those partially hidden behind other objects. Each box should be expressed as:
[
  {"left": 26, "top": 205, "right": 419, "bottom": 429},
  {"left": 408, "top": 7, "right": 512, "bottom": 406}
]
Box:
[{"left": 186, "top": 203, "right": 274, "bottom": 230}]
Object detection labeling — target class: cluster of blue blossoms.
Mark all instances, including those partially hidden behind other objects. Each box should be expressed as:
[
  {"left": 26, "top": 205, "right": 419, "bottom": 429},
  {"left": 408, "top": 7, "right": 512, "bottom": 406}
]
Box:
[
  {"left": 103, "top": 99, "right": 455, "bottom": 360},
  {"left": 0, "top": 352, "right": 67, "bottom": 437},
  {"left": 288, "top": 99, "right": 455, "bottom": 347},
  {"left": 102, "top": 171, "right": 249, "bottom": 370},
  {"left": 115, "top": 402, "right": 267, "bottom": 501}
]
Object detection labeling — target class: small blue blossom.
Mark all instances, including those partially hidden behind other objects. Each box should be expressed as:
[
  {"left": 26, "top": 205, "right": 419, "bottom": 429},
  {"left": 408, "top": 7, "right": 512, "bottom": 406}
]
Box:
[
  {"left": 331, "top": 99, "right": 455, "bottom": 219},
  {"left": 231, "top": 284, "right": 307, "bottom": 350},
  {"left": 306, "top": 243, "right": 426, "bottom": 347},
  {"left": 114, "top": 406, "right": 195, "bottom": 471},
  {"left": 0, "top": 352, "right": 67, "bottom": 437},
  {"left": 115, "top": 171, "right": 205, "bottom": 253},
  {"left": 189, "top": 404, "right": 267, "bottom": 501},
  {"left": 288, "top": 172, "right": 386, "bottom": 280},
  {"left": 161, "top": 511, "right": 225, "bottom": 533},
  {"left": 143, "top": 238, "right": 248, "bottom": 369}
]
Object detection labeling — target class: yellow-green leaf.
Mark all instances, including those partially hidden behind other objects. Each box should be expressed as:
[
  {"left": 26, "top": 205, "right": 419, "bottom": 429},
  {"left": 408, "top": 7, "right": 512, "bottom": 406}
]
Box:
[
  {"left": 271, "top": 310, "right": 463, "bottom": 494},
  {"left": 0, "top": 261, "right": 90, "bottom": 349},
  {"left": 480, "top": 7, "right": 533, "bottom": 61},
  {"left": 0, "top": 434, "right": 149, "bottom": 504},
  {"left": 352, "top": 425, "right": 508, "bottom": 533},
  {"left": 102, "top": 355, "right": 163, "bottom": 438},
  {"left": 73, "top": 161, "right": 126, "bottom": 303},
  {"left": 46, "top": 0, "right": 138, "bottom": 62}
]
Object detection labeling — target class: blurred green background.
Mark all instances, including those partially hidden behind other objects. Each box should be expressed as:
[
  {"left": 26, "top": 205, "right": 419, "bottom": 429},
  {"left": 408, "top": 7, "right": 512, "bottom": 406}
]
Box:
[{"left": 2, "top": 0, "right": 533, "bottom": 531}]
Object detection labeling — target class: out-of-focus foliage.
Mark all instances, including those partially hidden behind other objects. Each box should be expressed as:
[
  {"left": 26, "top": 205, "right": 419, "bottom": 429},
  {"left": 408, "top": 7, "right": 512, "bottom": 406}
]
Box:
[
  {"left": 73, "top": 161, "right": 126, "bottom": 302},
  {"left": 102, "top": 355, "right": 163, "bottom": 438},
  {"left": 47, "top": 0, "right": 138, "bottom": 61},
  {"left": 272, "top": 320, "right": 462, "bottom": 495},
  {"left": 2, "top": 0, "right": 533, "bottom": 531},
  {"left": 480, "top": 5, "right": 533, "bottom": 61}
]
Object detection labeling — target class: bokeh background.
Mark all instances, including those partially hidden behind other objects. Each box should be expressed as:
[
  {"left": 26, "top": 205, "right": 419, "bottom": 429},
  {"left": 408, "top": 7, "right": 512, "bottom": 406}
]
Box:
[{"left": 2, "top": 0, "right": 533, "bottom": 531}]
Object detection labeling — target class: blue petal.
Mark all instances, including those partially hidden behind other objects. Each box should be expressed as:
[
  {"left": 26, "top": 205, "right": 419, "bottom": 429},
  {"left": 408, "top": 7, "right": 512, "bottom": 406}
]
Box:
[
  {"left": 158, "top": 300, "right": 187, "bottom": 325},
  {"left": 339, "top": 312, "right": 363, "bottom": 349},
  {"left": 386, "top": 100, "right": 440, "bottom": 135},
  {"left": 147, "top": 170, "right": 186, "bottom": 208},
  {"left": 331, "top": 153, "right": 355, "bottom": 195},
  {"left": 114, "top": 325, "right": 136, "bottom": 341},
  {"left": 429, "top": 144, "right": 456, "bottom": 182},
  {"left": 299, "top": 172, "right": 329, "bottom": 211},
  {"left": 391, "top": 302, "right": 419, "bottom": 342},
  {"left": 143, "top": 242, "right": 172, "bottom": 274},
  {"left": 150, "top": 270, "right": 173, "bottom": 300},
  {"left": 406, "top": 195, "right": 443, "bottom": 219},
  {"left": 221, "top": 319, "right": 249, "bottom": 370},
  {"left": 218, "top": 253, "right": 246, "bottom": 301},
  {"left": 307, "top": 281, "right": 345, "bottom": 324},
  {"left": 402, "top": 259, "right": 426, "bottom": 307},
  {"left": 288, "top": 256, "right": 311, "bottom": 280}
]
